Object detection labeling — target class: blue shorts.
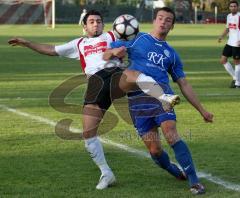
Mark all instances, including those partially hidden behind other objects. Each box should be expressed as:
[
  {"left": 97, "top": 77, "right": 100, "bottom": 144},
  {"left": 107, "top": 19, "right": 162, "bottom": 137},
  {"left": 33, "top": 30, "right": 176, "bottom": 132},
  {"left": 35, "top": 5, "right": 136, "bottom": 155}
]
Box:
[{"left": 128, "top": 91, "right": 176, "bottom": 137}]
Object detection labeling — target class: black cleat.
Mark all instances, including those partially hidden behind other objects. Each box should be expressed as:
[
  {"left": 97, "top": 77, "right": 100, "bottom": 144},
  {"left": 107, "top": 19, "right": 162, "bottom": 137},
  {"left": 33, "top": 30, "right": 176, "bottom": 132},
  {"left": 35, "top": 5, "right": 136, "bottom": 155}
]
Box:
[
  {"left": 230, "top": 80, "right": 236, "bottom": 88},
  {"left": 190, "top": 183, "right": 206, "bottom": 195}
]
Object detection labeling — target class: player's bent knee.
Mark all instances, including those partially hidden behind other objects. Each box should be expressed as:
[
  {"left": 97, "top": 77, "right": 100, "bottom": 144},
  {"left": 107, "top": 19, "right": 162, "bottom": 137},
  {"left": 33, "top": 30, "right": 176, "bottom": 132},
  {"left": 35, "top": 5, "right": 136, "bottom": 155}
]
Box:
[
  {"left": 220, "top": 58, "right": 227, "bottom": 65},
  {"left": 220, "top": 60, "right": 227, "bottom": 65},
  {"left": 123, "top": 69, "right": 141, "bottom": 82}
]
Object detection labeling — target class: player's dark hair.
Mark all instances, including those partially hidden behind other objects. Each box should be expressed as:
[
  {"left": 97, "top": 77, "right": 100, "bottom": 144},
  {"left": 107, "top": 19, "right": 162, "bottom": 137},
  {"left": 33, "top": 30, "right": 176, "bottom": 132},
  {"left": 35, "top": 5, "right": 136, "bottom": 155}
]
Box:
[
  {"left": 153, "top": 7, "right": 175, "bottom": 25},
  {"left": 82, "top": 10, "right": 103, "bottom": 25},
  {"left": 229, "top": 0, "right": 238, "bottom": 7}
]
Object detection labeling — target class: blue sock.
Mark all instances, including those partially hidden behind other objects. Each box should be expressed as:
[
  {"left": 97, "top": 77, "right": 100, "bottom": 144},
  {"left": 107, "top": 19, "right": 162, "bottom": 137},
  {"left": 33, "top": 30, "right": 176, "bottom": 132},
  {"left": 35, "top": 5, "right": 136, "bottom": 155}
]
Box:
[
  {"left": 172, "top": 140, "right": 199, "bottom": 186},
  {"left": 150, "top": 150, "right": 182, "bottom": 178}
]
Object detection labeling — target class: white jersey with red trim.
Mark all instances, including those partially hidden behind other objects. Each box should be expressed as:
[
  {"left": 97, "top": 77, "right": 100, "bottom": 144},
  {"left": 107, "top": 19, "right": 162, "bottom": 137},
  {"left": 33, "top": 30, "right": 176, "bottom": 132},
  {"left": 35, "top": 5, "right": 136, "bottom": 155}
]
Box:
[
  {"left": 226, "top": 12, "right": 240, "bottom": 47},
  {"left": 55, "top": 31, "right": 119, "bottom": 76}
]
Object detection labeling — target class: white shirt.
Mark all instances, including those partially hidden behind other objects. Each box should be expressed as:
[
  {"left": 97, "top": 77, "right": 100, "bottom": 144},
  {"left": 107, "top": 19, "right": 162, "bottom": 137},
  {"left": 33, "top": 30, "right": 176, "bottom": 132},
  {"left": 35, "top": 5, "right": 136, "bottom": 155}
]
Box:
[
  {"left": 226, "top": 12, "right": 240, "bottom": 47},
  {"left": 55, "top": 31, "right": 120, "bottom": 77}
]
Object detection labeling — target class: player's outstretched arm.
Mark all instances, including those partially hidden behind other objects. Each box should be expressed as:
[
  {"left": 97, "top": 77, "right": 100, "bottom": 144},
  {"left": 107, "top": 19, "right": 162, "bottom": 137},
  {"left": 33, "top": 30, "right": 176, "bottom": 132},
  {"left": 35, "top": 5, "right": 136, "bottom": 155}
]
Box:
[
  {"left": 103, "top": 46, "right": 126, "bottom": 60},
  {"left": 218, "top": 28, "right": 229, "bottom": 43},
  {"left": 177, "top": 78, "right": 213, "bottom": 123},
  {"left": 8, "top": 37, "right": 57, "bottom": 56}
]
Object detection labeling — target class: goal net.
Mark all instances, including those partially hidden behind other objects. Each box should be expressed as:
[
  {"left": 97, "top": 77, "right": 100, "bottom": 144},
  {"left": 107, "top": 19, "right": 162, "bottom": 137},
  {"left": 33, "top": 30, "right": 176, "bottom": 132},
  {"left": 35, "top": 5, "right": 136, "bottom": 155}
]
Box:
[{"left": 0, "top": 0, "right": 55, "bottom": 27}]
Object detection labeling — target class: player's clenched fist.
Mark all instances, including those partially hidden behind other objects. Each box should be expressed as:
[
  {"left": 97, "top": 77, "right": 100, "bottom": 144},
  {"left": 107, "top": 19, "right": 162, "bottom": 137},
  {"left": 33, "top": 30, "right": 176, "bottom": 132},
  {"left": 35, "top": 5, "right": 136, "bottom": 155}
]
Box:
[
  {"left": 8, "top": 38, "right": 28, "bottom": 47},
  {"left": 201, "top": 111, "right": 214, "bottom": 123}
]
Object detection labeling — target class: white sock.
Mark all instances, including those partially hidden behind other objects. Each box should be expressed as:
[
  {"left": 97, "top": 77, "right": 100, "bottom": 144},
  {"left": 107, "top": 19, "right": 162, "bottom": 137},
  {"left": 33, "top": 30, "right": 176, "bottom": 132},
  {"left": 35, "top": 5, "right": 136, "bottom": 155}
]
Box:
[
  {"left": 85, "top": 136, "right": 111, "bottom": 175},
  {"left": 235, "top": 65, "right": 240, "bottom": 86},
  {"left": 136, "top": 73, "right": 165, "bottom": 100},
  {"left": 223, "top": 62, "right": 236, "bottom": 80}
]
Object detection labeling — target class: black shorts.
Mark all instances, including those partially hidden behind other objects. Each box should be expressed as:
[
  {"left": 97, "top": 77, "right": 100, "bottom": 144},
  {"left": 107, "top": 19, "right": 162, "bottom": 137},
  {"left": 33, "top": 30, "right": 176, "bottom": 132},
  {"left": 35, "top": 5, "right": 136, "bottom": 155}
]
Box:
[
  {"left": 84, "top": 67, "right": 125, "bottom": 110},
  {"left": 222, "top": 44, "right": 240, "bottom": 59}
]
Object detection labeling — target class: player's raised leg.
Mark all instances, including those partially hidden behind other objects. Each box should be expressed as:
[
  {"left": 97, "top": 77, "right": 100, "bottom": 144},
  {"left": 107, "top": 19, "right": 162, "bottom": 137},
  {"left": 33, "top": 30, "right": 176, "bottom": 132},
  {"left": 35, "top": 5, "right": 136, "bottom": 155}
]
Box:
[
  {"left": 103, "top": 48, "right": 180, "bottom": 111},
  {"left": 119, "top": 69, "right": 180, "bottom": 111}
]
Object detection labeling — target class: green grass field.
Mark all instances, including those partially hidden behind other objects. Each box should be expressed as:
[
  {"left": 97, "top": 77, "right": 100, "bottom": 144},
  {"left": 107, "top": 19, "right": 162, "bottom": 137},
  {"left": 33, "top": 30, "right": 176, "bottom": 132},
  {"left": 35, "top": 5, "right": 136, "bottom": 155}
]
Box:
[{"left": 0, "top": 24, "right": 240, "bottom": 197}]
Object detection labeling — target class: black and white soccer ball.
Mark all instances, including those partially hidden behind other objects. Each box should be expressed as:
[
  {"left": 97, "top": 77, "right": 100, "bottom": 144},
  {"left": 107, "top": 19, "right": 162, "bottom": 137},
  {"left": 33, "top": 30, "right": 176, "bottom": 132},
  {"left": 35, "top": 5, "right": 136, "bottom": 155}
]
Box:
[{"left": 113, "top": 14, "right": 139, "bottom": 41}]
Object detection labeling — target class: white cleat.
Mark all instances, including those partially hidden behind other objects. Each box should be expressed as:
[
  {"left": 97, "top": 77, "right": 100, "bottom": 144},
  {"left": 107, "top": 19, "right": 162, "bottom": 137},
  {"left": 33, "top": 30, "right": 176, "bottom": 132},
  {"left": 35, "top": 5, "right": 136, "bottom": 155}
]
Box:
[
  {"left": 96, "top": 171, "right": 116, "bottom": 190},
  {"left": 159, "top": 94, "right": 180, "bottom": 111}
]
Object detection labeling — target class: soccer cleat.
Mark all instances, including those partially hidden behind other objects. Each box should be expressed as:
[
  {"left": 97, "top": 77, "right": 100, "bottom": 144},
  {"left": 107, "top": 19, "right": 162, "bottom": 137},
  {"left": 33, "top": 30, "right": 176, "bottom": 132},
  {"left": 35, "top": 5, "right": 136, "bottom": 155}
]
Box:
[
  {"left": 159, "top": 94, "right": 180, "bottom": 111},
  {"left": 96, "top": 171, "right": 116, "bottom": 190},
  {"left": 236, "top": 85, "right": 240, "bottom": 88},
  {"left": 230, "top": 80, "right": 236, "bottom": 88},
  {"left": 190, "top": 183, "right": 206, "bottom": 195}
]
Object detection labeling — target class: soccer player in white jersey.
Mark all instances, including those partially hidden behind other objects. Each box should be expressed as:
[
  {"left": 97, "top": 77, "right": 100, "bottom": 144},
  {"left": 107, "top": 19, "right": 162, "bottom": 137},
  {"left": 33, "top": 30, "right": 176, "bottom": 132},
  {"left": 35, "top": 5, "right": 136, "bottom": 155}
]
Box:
[
  {"left": 218, "top": 0, "right": 240, "bottom": 88},
  {"left": 8, "top": 10, "right": 180, "bottom": 190},
  {"left": 79, "top": 9, "right": 87, "bottom": 35}
]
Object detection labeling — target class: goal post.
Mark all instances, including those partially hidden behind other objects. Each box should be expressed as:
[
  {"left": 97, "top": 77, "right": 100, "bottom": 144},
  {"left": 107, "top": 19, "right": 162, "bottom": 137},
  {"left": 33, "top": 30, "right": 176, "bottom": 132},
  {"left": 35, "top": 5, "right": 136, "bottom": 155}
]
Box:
[
  {"left": 51, "top": 0, "right": 55, "bottom": 29},
  {"left": 0, "top": 0, "right": 55, "bottom": 28}
]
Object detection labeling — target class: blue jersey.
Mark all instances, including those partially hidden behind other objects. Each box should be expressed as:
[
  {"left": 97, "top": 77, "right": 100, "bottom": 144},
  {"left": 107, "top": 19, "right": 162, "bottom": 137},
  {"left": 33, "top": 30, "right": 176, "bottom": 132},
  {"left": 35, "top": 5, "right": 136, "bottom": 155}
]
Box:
[
  {"left": 111, "top": 33, "right": 185, "bottom": 135},
  {"left": 110, "top": 32, "right": 185, "bottom": 91}
]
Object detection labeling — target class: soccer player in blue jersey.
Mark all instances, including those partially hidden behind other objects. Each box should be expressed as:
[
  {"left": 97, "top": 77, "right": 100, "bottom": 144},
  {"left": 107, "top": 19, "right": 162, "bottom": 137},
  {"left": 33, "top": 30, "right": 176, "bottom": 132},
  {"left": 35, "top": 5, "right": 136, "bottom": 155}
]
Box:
[{"left": 104, "top": 7, "right": 213, "bottom": 195}]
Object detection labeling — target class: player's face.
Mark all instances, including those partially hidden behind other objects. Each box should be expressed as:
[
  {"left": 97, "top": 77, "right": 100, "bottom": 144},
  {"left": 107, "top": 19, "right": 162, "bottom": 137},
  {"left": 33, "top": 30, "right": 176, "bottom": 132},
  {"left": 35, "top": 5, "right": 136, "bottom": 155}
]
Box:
[
  {"left": 153, "top": 11, "right": 174, "bottom": 37},
  {"left": 84, "top": 15, "right": 103, "bottom": 37},
  {"left": 229, "top": 3, "right": 238, "bottom": 14}
]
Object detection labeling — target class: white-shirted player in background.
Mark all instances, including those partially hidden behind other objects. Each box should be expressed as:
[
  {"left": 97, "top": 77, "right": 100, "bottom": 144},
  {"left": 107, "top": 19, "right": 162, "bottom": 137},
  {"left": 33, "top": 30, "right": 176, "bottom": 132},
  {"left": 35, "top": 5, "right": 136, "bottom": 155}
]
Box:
[
  {"left": 218, "top": 0, "right": 240, "bottom": 88},
  {"left": 8, "top": 10, "right": 180, "bottom": 190},
  {"left": 79, "top": 9, "right": 87, "bottom": 35}
]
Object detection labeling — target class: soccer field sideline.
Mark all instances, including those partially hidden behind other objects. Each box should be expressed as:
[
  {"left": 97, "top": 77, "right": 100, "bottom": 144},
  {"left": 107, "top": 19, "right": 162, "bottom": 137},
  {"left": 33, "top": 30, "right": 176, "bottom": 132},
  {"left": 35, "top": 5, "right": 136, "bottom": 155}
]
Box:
[{"left": 1, "top": 104, "right": 240, "bottom": 193}]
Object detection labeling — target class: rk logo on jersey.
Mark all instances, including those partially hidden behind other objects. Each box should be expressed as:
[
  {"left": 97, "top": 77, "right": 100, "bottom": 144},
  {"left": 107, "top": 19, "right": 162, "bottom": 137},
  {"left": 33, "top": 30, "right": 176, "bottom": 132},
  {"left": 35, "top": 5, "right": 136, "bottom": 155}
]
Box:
[{"left": 147, "top": 51, "right": 168, "bottom": 69}]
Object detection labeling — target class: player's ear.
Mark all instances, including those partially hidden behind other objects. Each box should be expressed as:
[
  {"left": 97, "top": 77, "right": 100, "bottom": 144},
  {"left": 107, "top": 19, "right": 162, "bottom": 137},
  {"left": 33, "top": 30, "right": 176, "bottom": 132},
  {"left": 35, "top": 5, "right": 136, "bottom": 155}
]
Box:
[{"left": 83, "top": 24, "right": 87, "bottom": 31}]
